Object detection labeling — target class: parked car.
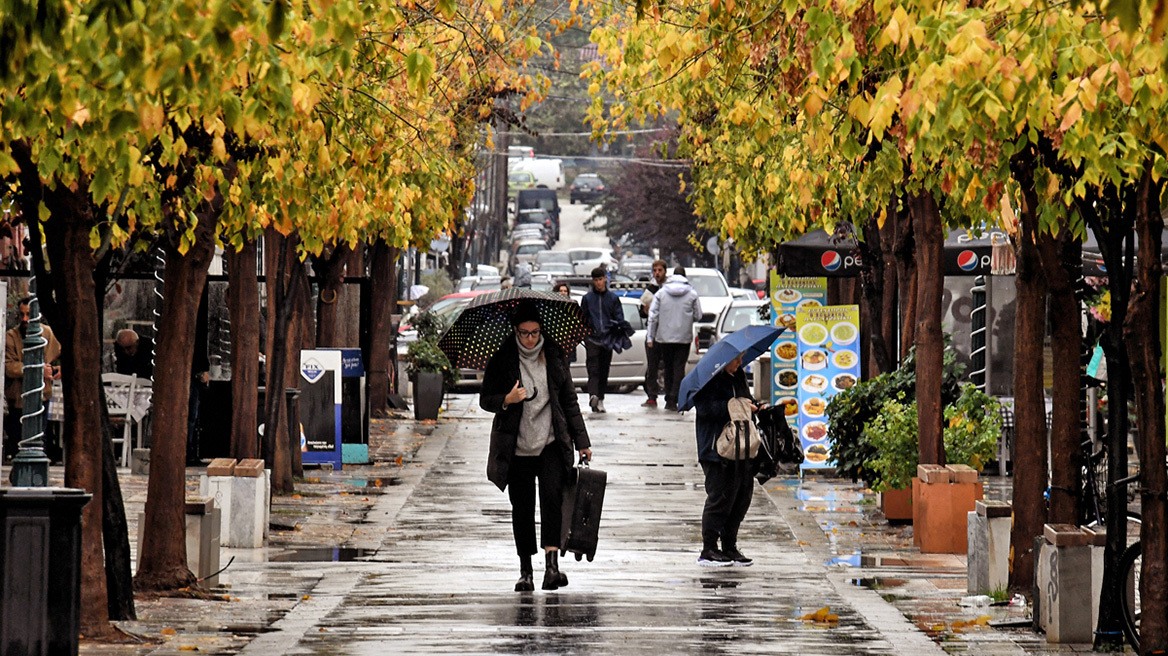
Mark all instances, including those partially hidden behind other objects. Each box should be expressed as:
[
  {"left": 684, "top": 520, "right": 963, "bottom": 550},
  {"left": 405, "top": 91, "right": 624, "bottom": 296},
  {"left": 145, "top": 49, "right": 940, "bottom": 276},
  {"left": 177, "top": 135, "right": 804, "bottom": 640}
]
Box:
[
  {"left": 510, "top": 224, "right": 551, "bottom": 249},
  {"left": 684, "top": 267, "right": 734, "bottom": 325},
  {"left": 712, "top": 300, "right": 771, "bottom": 346},
  {"left": 534, "top": 262, "right": 575, "bottom": 276},
  {"left": 730, "top": 287, "right": 757, "bottom": 300},
  {"left": 535, "top": 250, "right": 573, "bottom": 267},
  {"left": 620, "top": 260, "right": 654, "bottom": 280},
  {"left": 515, "top": 189, "right": 561, "bottom": 239},
  {"left": 568, "top": 247, "right": 617, "bottom": 275},
  {"left": 516, "top": 208, "right": 556, "bottom": 243},
  {"left": 511, "top": 239, "right": 547, "bottom": 270},
  {"left": 507, "top": 170, "right": 536, "bottom": 196},
  {"left": 569, "top": 173, "right": 606, "bottom": 204},
  {"left": 569, "top": 297, "right": 647, "bottom": 392}
]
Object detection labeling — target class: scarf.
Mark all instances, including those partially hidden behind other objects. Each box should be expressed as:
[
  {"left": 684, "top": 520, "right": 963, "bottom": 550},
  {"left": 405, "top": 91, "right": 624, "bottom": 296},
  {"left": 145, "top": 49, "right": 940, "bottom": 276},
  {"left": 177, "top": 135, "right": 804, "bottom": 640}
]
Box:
[{"left": 515, "top": 334, "right": 553, "bottom": 456}]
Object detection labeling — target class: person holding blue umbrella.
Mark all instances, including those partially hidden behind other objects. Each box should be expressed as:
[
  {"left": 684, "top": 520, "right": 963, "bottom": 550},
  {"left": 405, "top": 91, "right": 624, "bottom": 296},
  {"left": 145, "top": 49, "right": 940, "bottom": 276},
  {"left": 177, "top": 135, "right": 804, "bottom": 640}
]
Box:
[{"left": 679, "top": 325, "right": 784, "bottom": 567}]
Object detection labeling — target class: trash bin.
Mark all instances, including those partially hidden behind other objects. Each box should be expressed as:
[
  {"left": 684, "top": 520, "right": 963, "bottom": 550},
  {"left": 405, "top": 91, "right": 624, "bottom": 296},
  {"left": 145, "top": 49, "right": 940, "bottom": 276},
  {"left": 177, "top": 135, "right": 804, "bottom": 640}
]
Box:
[
  {"left": 323, "top": 348, "right": 369, "bottom": 464},
  {"left": 0, "top": 487, "right": 91, "bottom": 656}
]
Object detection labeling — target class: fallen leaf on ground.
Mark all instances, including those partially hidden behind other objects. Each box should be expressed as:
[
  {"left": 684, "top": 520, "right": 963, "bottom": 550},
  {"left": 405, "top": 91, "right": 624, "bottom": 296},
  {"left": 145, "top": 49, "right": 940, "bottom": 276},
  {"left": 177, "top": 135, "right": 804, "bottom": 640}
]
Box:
[
  {"left": 395, "top": 456, "right": 404, "bottom": 466},
  {"left": 161, "top": 628, "right": 177, "bottom": 635},
  {"left": 178, "top": 646, "right": 198, "bottom": 651},
  {"left": 798, "top": 606, "right": 839, "bottom": 624}
]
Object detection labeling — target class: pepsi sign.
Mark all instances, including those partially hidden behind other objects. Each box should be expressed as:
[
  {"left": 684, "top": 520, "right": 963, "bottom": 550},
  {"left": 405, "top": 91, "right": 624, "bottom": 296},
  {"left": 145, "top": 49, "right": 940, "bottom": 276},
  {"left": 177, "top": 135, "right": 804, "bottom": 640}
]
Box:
[
  {"left": 819, "top": 250, "right": 862, "bottom": 272},
  {"left": 957, "top": 250, "right": 980, "bottom": 272}
]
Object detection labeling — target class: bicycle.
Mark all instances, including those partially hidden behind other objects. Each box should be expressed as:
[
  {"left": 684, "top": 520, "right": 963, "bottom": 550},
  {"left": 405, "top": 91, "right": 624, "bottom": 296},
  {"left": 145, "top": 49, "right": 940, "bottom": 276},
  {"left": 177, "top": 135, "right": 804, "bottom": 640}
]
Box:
[{"left": 1119, "top": 538, "right": 1142, "bottom": 651}]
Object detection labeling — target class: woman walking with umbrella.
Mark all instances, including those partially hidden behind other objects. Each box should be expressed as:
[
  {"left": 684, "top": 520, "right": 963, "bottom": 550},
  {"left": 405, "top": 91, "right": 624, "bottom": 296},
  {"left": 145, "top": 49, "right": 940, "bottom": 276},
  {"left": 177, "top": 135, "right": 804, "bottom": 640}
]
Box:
[{"left": 479, "top": 300, "right": 592, "bottom": 591}]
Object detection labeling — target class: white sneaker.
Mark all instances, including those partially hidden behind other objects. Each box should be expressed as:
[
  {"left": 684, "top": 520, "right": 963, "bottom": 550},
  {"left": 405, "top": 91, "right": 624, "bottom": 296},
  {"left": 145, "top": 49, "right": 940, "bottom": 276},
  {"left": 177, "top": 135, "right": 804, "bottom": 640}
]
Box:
[
  {"left": 589, "top": 395, "right": 599, "bottom": 412},
  {"left": 597, "top": 399, "right": 606, "bottom": 413}
]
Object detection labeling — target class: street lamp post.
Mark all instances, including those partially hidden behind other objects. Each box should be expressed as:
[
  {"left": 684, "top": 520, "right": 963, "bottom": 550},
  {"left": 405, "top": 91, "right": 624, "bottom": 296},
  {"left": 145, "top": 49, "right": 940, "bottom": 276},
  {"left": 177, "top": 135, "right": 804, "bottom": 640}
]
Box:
[{"left": 10, "top": 278, "right": 50, "bottom": 487}]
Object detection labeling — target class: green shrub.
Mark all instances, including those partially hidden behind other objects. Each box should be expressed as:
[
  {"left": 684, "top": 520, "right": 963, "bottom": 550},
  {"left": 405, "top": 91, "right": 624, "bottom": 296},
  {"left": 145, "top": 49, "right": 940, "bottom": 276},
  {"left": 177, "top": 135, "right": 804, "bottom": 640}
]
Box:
[
  {"left": 826, "top": 340, "right": 965, "bottom": 487},
  {"left": 861, "top": 385, "right": 1001, "bottom": 492},
  {"left": 406, "top": 309, "right": 457, "bottom": 387}
]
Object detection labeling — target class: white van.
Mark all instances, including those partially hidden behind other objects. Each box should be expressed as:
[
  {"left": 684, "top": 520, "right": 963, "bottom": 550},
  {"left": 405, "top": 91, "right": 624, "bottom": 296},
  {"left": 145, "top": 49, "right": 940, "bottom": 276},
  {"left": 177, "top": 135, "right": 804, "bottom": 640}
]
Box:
[{"left": 509, "top": 157, "right": 564, "bottom": 190}]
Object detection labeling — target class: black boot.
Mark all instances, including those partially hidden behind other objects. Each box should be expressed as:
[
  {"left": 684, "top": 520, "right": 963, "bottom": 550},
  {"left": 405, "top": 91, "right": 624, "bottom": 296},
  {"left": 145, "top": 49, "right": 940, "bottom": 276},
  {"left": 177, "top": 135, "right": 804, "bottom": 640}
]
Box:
[
  {"left": 542, "top": 550, "right": 569, "bottom": 590},
  {"left": 515, "top": 554, "right": 534, "bottom": 592}
]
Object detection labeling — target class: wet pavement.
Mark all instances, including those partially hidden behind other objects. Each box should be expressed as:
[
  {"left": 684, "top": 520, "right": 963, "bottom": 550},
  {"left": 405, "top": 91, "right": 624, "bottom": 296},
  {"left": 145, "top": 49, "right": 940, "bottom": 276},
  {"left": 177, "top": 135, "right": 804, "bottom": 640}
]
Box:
[{"left": 12, "top": 392, "right": 1106, "bottom": 654}]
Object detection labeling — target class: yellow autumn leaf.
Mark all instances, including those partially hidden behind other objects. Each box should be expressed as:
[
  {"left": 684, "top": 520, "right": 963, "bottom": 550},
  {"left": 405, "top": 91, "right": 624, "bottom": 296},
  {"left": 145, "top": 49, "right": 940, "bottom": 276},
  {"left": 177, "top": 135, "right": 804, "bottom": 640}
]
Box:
[{"left": 1058, "top": 102, "right": 1082, "bottom": 132}]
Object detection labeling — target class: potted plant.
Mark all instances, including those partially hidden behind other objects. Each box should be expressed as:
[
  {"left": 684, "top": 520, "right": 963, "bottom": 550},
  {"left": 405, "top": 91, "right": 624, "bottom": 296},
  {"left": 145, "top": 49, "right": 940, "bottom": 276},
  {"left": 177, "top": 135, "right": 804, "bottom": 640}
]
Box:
[
  {"left": 406, "top": 310, "right": 457, "bottom": 420},
  {"left": 826, "top": 343, "right": 965, "bottom": 520}
]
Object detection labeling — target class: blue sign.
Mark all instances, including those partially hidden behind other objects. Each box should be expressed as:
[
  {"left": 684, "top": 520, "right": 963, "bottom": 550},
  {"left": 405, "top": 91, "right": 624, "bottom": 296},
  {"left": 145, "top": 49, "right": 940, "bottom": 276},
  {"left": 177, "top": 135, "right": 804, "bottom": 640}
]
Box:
[{"left": 323, "top": 348, "right": 365, "bottom": 377}]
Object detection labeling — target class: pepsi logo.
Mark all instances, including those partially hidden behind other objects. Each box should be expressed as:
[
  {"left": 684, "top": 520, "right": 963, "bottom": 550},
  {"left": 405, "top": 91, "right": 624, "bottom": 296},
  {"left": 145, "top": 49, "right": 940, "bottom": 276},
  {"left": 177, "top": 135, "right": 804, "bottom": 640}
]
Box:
[
  {"left": 821, "top": 251, "right": 842, "bottom": 272},
  {"left": 957, "top": 250, "right": 980, "bottom": 272}
]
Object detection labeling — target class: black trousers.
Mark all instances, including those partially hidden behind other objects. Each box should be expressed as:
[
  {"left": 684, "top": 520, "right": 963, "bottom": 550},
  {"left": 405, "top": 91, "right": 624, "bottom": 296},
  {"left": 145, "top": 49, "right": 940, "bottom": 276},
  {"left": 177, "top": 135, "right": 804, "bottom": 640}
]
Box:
[
  {"left": 700, "top": 460, "right": 754, "bottom": 549},
  {"left": 644, "top": 341, "right": 662, "bottom": 399},
  {"left": 508, "top": 443, "right": 566, "bottom": 556},
  {"left": 658, "top": 342, "right": 690, "bottom": 406},
  {"left": 584, "top": 340, "right": 613, "bottom": 399}
]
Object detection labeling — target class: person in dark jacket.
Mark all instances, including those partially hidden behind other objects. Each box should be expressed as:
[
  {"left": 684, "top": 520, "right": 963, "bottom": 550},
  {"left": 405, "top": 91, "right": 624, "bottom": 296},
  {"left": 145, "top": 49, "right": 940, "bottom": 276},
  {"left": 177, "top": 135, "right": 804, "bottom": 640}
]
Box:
[
  {"left": 480, "top": 301, "right": 593, "bottom": 591},
  {"left": 579, "top": 266, "right": 626, "bottom": 413},
  {"left": 692, "top": 354, "right": 756, "bottom": 567}
]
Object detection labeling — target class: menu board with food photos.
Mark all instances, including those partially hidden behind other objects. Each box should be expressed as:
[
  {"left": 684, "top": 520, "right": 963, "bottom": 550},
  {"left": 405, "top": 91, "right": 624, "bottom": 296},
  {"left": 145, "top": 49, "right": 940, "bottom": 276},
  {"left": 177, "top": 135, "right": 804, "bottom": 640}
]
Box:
[
  {"left": 769, "top": 273, "right": 828, "bottom": 438},
  {"left": 794, "top": 305, "right": 861, "bottom": 469}
]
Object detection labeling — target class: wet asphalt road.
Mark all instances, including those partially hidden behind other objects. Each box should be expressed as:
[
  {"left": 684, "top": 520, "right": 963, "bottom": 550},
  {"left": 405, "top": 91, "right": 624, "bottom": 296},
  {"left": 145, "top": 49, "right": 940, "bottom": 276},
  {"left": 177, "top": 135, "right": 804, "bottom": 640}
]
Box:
[{"left": 235, "top": 393, "right": 933, "bottom": 656}]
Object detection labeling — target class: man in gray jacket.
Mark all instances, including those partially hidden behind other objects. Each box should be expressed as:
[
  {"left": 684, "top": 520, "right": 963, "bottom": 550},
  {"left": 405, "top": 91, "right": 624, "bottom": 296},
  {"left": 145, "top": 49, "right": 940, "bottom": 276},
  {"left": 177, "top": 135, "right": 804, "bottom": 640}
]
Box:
[{"left": 647, "top": 267, "right": 702, "bottom": 411}]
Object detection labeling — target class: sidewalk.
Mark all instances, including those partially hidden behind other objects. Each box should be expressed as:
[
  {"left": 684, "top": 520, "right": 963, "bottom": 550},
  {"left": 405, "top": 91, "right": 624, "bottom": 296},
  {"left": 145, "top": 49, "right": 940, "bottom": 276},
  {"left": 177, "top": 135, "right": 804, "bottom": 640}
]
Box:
[{"left": 6, "top": 393, "right": 1097, "bottom": 654}]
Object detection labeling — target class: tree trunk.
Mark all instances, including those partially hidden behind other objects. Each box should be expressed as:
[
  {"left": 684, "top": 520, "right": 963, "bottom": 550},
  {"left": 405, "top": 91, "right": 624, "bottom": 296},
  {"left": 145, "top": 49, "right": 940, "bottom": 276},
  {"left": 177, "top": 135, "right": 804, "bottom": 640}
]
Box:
[
  {"left": 227, "top": 241, "right": 260, "bottom": 460},
  {"left": 895, "top": 203, "right": 917, "bottom": 360},
  {"left": 909, "top": 192, "right": 944, "bottom": 466},
  {"left": 101, "top": 414, "right": 135, "bottom": 620},
  {"left": 879, "top": 200, "right": 900, "bottom": 368},
  {"left": 288, "top": 259, "right": 310, "bottom": 478},
  {"left": 263, "top": 228, "right": 302, "bottom": 494},
  {"left": 1039, "top": 227, "right": 1082, "bottom": 526},
  {"left": 94, "top": 250, "right": 135, "bottom": 621},
  {"left": 858, "top": 219, "right": 892, "bottom": 375},
  {"left": 1007, "top": 152, "right": 1048, "bottom": 592},
  {"left": 136, "top": 205, "right": 218, "bottom": 591},
  {"left": 368, "top": 240, "right": 397, "bottom": 415},
  {"left": 1124, "top": 164, "right": 1167, "bottom": 655},
  {"left": 337, "top": 246, "right": 364, "bottom": 347},
  {"left": 315, "top": 245, "right": 353, "bottom": 347},
  {"left": 40, "top": 191, "right": 111, "bottom": 636}
]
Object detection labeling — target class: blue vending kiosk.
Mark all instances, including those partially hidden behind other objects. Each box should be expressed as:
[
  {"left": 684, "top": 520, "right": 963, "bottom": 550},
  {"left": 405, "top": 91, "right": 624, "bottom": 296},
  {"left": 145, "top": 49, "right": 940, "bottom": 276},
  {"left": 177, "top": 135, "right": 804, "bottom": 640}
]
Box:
[{"left": 299, "top": 349, "right": 343, "bottom": 469}]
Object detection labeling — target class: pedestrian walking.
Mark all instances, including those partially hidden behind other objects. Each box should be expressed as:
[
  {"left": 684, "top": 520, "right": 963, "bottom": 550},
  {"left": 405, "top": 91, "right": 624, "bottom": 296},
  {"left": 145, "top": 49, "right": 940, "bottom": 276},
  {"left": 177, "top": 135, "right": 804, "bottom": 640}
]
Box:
[
  {"left": 479, "top": 301, "right": 593, "bottom": 591},
  {"left": 579, "top": 266, "right": 630, "bottom": 413},
  {"left": 646, "top": 266, "right": 702, "bottom": 411},
  {"left": 692, "top": 353, "right": 757, "bottom": 567},
  {"left": 639, "top": 260, "right": 668, "bottom": 408}
]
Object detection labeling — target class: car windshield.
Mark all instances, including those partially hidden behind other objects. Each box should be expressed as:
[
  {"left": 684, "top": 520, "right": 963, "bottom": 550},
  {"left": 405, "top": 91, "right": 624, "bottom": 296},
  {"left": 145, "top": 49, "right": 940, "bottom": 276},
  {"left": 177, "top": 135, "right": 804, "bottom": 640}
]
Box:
[
  {"left": 508, "top": 172, "right": 532, "bottom": 183},
  {"left": 723, "top": 306, "right": 769, "bottom": 333},
  {"left": 570, "top": 250, "right": 602, "bottom": 262},
  {"left": 576, "top": 175, "right": 600, "bottom": 184},
  {"left": 516, "top": 244, "right": 543, "bottom": 255},
  {"left": 517, "top": 211, "right": 548, "bottom": 224},
  {"left": 688, "top": 273, "right": 729, "bottom": 297},
  {"left": 472, "top": 279, "right": 501, "bottom": 291},
  {"left": 536, "top": 251, "right": 572, "bottom": 265}
]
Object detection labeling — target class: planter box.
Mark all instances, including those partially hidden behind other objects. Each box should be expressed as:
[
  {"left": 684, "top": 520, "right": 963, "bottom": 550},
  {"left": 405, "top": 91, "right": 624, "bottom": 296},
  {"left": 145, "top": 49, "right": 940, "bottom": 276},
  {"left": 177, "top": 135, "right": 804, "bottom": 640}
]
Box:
[
  {"left": 413, "top": 372, "right": 444, "bottom": 420},
  {"left": 913, "top": 468, "right": 984, "bottom": 554},
  {"left": 879, "top": 487, "right": 913, "bottom": 522}
]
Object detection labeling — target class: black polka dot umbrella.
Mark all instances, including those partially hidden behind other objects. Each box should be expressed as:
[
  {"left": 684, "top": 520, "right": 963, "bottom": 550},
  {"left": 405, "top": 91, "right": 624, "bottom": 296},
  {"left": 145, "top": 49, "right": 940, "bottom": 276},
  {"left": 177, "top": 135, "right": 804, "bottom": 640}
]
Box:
[{"left": 438, "top": 288, "right": 592, "bottom": 370}]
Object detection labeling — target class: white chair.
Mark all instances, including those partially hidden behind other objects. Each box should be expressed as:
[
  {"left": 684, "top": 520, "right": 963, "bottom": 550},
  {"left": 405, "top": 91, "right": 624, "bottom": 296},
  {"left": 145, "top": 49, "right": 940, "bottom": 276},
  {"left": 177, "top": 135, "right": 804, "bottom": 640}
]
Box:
[
  {"left": 130, "top": 376, "right": 153, "bottom": 453},
  {"left": 102, "top": 373, "right": 137, "bottom": 467}
]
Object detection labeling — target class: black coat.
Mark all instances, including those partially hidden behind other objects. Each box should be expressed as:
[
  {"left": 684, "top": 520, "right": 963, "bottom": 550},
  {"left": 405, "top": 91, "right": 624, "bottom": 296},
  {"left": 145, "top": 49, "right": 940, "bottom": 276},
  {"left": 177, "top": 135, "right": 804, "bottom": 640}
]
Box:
[
  {"left": 480, "top": 338, "right": 590, "bottom": 491},
  {"left": 693, "top": 368, "right": 753, "bottom": 463}
]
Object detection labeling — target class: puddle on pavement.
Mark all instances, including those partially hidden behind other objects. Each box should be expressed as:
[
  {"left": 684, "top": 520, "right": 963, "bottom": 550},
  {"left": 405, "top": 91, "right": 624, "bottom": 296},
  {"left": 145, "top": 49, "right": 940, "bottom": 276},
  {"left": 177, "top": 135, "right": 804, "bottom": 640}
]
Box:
[
  {"left": 824, "top": 553, "right": 862, "bottom": 567},
  {"left": 269, "top": 547, "right": 376, "bottom": 562},
  {"left": 849, "top": 577, "right": 907, "bottom": 589},
  {"left": 341, "top": 478, "right": 402, "bottom": 488}
]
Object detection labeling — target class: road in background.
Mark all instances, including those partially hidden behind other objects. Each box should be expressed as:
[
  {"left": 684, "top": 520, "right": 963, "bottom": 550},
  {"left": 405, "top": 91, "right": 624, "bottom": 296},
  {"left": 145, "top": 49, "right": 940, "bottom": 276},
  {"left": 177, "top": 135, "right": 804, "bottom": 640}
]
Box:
[{"left": 554, "top": 202, "right": 610, "bottom": 252}]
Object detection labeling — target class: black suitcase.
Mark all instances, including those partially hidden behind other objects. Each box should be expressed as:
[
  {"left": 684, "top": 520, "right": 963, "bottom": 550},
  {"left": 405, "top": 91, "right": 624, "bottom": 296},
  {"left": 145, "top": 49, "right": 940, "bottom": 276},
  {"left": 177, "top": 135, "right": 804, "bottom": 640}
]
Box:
[{"left": 560, "top": 462, "right": 606, "bottom": 562}]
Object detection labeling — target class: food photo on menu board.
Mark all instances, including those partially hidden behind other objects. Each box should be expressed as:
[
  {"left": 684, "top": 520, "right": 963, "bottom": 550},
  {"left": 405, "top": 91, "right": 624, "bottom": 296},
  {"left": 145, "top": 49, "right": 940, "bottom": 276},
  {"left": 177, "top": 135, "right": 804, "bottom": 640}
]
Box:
[
  {"left": 768, "top": 274, "right": 827, "bottom": 432},
  {"left": 794, "top": 304, "right": 861, "bottom": 469}
]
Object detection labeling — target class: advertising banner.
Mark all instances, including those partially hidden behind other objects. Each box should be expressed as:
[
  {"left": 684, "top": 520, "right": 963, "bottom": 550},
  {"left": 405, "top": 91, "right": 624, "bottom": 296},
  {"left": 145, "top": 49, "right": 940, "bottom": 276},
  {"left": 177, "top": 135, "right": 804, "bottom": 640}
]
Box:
[
  {"left": 794, "top": 305, "right": 861, "bottom": 469},
  {"left": 299, "top": 349, "right": 343, "bottom": 469},
  {"left": 769, "top": 273, "right": 827, "bottom": 438}
]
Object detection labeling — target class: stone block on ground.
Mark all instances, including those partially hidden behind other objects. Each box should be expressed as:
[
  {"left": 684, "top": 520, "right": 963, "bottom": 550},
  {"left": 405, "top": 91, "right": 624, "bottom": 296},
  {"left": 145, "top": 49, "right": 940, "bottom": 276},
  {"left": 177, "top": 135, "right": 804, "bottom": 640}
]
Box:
[
  {"left": 227, "top": 474, "right": 266, "bottom": 548},
  {"left": 1036, "top": 528, "right": 1094, "bottom": 643},
  {"left": 967, "top": 501, "right": 1011, "bottom": 595},
  {"left": 131, "top": 448, "right": 151, "bottom": 476},
  {"left": 206, "top": 458, "right": 237, "bottom": 477}
]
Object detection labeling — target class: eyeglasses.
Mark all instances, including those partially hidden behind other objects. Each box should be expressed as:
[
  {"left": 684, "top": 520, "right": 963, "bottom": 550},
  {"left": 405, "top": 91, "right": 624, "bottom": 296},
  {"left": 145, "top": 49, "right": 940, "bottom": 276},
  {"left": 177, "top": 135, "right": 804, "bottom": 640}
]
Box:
[{"left": 517, "top": 329, "right": 541, "bottom": 339}]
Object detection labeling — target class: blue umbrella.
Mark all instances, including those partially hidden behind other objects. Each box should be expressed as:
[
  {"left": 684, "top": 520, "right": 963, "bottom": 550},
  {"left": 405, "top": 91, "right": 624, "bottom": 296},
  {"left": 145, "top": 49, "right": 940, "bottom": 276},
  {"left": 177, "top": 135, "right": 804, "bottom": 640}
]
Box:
[{"left": 677, "top": 325, "right": 785, "bottom": 411}]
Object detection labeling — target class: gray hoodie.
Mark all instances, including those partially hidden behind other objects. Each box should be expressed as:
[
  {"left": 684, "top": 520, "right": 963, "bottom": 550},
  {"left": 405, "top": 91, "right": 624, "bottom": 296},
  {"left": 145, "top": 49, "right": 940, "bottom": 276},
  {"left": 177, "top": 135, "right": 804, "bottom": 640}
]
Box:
[{"left": 647, "top": 275, "right": 702, "bottom": 345}]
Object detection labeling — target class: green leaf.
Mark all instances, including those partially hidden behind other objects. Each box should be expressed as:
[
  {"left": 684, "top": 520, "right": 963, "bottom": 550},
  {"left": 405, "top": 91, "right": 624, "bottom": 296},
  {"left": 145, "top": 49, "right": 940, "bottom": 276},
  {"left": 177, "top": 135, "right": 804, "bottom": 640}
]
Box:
[
  {"left": 436, "top": 0, "right": 456, "bottom": 20},
  {"left": 268, "top": 0, "right": 286, "bottom": 42},
  {"left": 405, "top": 49, "right": 434, "bottom": 96}
]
